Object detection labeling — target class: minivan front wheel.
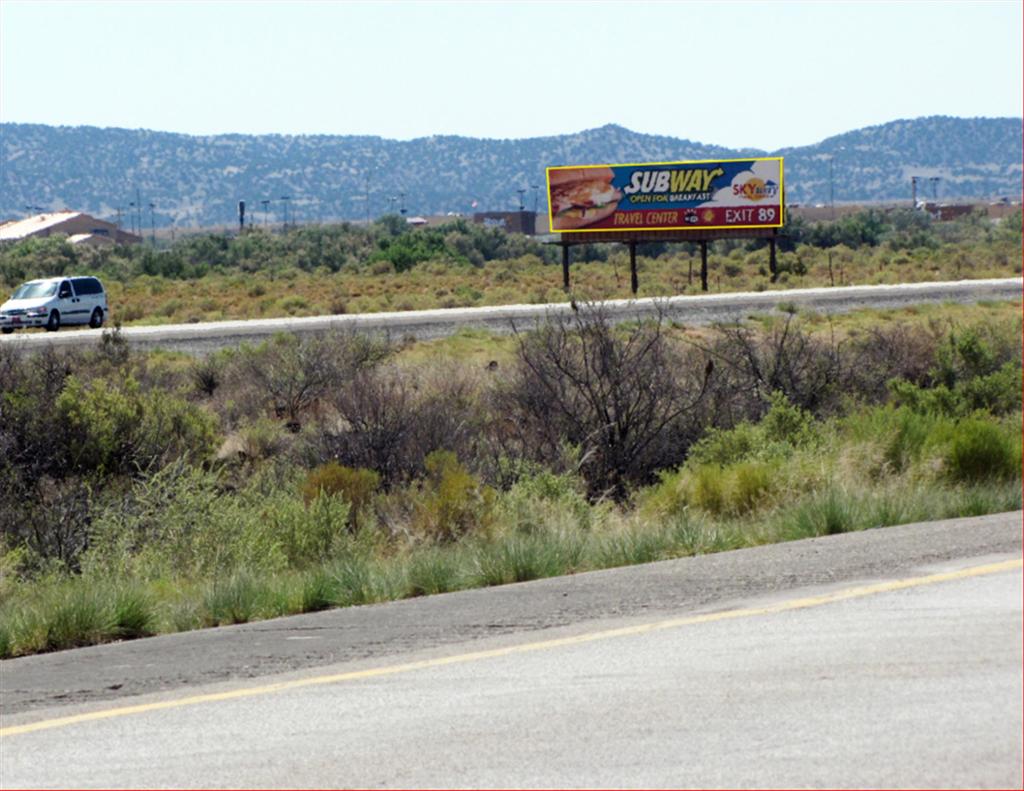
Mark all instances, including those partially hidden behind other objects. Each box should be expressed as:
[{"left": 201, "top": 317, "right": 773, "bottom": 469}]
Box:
[
  {"left": 89, "top": 308, "right": 104, "bottom": 329},
  {"left": 46, "top": 311, "right": 60, "bottom": 332}
]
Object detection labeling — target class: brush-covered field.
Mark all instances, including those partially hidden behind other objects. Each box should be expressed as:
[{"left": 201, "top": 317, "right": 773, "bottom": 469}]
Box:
[
  {"left": 0, "top": 208, "right": 1020, "bottom": 326},
  {"left": 1, "top": 298, "right": 1020, "bottom": 658}
]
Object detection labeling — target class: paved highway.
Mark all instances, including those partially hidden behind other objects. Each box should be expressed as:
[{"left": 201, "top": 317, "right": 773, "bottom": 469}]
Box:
[
  {"left": 2, "top": 513, "right": 1021, "bottom": 788},
  {"left": 1, "top": 278, "right": 1020, "bottom": 355}
]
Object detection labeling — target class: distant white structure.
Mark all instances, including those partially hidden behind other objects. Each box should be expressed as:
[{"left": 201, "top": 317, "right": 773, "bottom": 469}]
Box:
[{"left": 0, "top": 211, "right": 141, "bottom": 245}]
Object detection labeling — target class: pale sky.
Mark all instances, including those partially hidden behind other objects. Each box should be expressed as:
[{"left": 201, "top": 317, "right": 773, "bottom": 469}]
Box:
[{"left": 1, "top": 0, "right": 1020, "bottom": 150}]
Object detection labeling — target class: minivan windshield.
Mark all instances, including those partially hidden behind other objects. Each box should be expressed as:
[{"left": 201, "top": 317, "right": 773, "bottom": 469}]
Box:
[{"left": 11, "top": 282, "right": 57, "bottom": 300}]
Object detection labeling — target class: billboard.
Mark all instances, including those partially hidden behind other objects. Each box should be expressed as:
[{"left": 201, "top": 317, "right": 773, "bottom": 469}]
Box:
[{"left": 546, "top": 157, "right": 783, "bottom": 233}]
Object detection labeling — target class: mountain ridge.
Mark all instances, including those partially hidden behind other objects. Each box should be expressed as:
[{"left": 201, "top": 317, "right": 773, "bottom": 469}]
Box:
[{"left": 2, "top": 116, "right": 1020, "bottom": 228}]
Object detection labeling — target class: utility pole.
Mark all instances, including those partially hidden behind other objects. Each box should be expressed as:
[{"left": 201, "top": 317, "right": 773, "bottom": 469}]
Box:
[
  {"left": 135, "top": 187, "right": 142, "bottom": 239},
  {"left": 364, "top": 169, "right": 373, "bottom": 224},
  {"left": 911, "top": 176, "right": 918, "bottom": 208},
  {"left": 516, "top": 188, "right": 526, "bottom": 211},
  {"left": 930, "top": 177, "right": 940, "bottom": 200},
  {"left": 829, "top": 157, "right": 835, "bottom": 220},
  {"left": 531, "top": 184, "right": 541, "bottom": 214},
  {"left": 149, "top": 202, "right": 156, "bottom": 243},
  {"left": 261, "top": 199, "right": 270, "bottom": 226},
  {"left": 280, "top": 195, "right": 291, "bottom": 232},
  {"left": 399, "top": 191, "right": 406, "bottom": 215}
]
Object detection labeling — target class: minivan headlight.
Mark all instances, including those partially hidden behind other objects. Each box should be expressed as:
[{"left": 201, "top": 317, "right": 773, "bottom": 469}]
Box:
[{"left": 25, "top": 307, "right": 48, "bottom": 317}]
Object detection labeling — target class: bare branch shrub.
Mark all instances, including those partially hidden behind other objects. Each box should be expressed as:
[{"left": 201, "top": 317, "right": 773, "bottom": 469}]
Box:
[
  {"left": 221, "top": 330, "right": 391, "bottom": 430},
  {"left": 700, "top": 314, "right": 847, "bottom": 417},
  {"left": 313, "top": 362, "right": 487, "bottom": 487},
  {"left": 498, "top": 304, "right": 712, "bottom": 500}
]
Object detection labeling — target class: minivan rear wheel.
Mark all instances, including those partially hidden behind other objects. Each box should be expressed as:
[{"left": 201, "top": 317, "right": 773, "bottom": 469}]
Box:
[
  {"left": 89, "top": 308, "right": 104, "bottom": 329},
  {"left": 46, "top": 311, "right": 60, "bottom": 332},
  {"left": 1, "top": 327, "right": 13, "bottom": 335}
]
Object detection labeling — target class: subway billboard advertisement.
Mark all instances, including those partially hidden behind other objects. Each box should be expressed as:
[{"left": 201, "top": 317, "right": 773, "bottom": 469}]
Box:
[{"left": 546, "top": 157, "right": 783, "bottom": 233}]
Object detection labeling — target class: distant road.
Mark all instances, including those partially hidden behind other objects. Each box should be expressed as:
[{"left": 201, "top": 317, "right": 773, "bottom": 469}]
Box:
[
  {"left": 2, "top": 278, "right": 1020, "bottom": 355},
  {"left": 1, "top": 512, "right": 1021, "bottom": 788}
]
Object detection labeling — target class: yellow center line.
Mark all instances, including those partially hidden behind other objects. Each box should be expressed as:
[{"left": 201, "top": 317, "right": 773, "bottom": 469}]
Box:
[{"left": 3, "top": 557, "right": 1020, "bottom": 738}]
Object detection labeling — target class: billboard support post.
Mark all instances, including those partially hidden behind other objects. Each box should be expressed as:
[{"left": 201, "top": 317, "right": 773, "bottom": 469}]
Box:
[
  {"left": 769, "top": 238, "right": 778, "bottom": 282},
  {"left": 562, "top": 244, "right": 571, "bottom": 291},
  {"left": 629, "top": 242, "right": 638, "bottom": 295},
  {"left": 700, "top": 241, "right": 709, "bottom": 292}
]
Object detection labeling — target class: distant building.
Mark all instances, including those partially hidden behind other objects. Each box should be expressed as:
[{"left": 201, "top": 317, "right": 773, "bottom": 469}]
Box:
[
  {"left": 0, "top": 211, "right": 142, "bottom": 245},
  {"left": 472, "top": 211, "right": 538, "bottom": 235},
  {"left": 922, "top": 203, "right": 977, "bottom": 222}
]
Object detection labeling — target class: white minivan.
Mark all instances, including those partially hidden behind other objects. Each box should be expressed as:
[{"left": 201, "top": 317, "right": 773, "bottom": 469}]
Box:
[{"left": 0, "top": 276, "right": 109, "bottom": 333}]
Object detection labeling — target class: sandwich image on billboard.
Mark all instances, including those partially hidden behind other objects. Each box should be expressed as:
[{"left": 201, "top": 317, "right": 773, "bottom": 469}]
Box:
[{"left": 547, "top": 157, "right": 783, "bottom": 233}]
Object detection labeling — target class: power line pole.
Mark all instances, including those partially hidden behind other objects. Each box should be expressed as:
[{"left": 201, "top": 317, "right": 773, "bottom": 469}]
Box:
[
  {"left": 280, "top": 195, "right": 291, "bottom": 232},
  {"left": 829, "top": 156, "right": 835, "bottom": 220}
]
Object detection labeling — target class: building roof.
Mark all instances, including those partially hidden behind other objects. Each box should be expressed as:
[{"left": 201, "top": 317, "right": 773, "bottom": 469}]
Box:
[
  {"left": 67, "top": 233, "right": 115, "bottom": 246},
  {"left": 0, "top": 211, "right": 84, "bottom": 242}
]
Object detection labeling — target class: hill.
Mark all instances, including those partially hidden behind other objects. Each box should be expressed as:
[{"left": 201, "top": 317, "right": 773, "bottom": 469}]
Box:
[{"left": 1, "top": 116, "right": 1020, "bottom": 228}]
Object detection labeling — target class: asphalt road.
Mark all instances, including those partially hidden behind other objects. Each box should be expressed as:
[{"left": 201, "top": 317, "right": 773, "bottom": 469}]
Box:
[
  {"left": 1, "top": 513, "right": 1021, "bottom": 788},
  {"left": 1, "top": 553, "right": 1020, "bottom": 787},
  {"left": 1, "top": 278, "right": 1020, "bottom": 355}
]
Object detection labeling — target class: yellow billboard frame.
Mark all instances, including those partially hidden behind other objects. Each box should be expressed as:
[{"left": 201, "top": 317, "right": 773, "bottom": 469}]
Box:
[{"left": 545, "top": 156, "right": 785, "bottom": 234}]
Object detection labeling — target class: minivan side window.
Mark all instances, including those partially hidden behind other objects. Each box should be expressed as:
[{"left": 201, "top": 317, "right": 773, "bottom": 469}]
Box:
[
  {"left": 71, "top": 278, "right": 102, "bottom": 295},
  {"left": 58, "top": 281, "right": 72, "bottom": 299}
]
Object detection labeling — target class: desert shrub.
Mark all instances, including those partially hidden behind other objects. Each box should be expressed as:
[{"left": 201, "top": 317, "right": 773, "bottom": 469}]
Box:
[
  {"left": 5, "top": 580, "right": 132, "bottom": 654},
  {"left": 593, "top": 523, "right": 674, "bottom": 568},
  {"left": 224, "top": 330, "right": 391, "bottom": 428},
  {"left": 111, "top": 584, "right": 157, "bottom": 639},
  {"left": 297, "top": 569, "right": 339, "bottom": 613},
  {"left": 190, "top": 356, "right": 223, "bottom": 397},
  {"left": 411, "top": 451, "right": 495, "bottom": 542},
  {"left": 889, "top": 360, "right": 1022, "bottom": 418},
  {"left": 320, "top": 364, "right": 485, "bottom": 486},
  {"left": 500, "top": 304, "right": 712, "bottom": 500},
  {"left": 881, "top": 407, "right": 940, "bottom": 473},
  {"left": 236, "top": 418, "right": 291, "bottom": 461},
  {"left": 844, "top": 323, "right": 943, "bottom": 400},
  {"left": 944, "top": 419, "right": 1020, "bottom": 483},
  {"left": 686, "top": 421, "right": 764, "bottom": 467},
  {"left": 701, "top": 314, "right": 847, "bottom": 417},
  {"left": 0, "top": 477, "right": 97, "bottom": 571},
  {"left": 56, "top": 376, "right": 218, "bottom": 476},
  {"left": 402, "top": 548, "right": 466, "bottom": 596},
  {"left": 326, "top": 556, "right": 403, "bottom": 606},
  {"left": 782, "top": 487, "right": 863, "bottom": 538},
  {"left": 467, "top": 529, "right": 584, "bottom": 586},
  {"left": 687, "top": 392, "right": 818, "bottom": 467},
  {"left": 200, "top": 571, "right": 267, "bottom": 626},
  {"left": 83, "top": 462, "right": 287, "bottom": 579},
  {"left": 260, "top": 491, "right": 352, "bottom": 567},
  {"left": 955, "top": 362, "right": 1023, "bottom": 415},
  {"left": 645, "top": 458, "right": 775, "bottom": 519},
  {"left": 301, "top": 462, "right": 380, "bottom": 531},
  {"left": 495, "top": 464, "right": 594, "bottom": 534}
]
